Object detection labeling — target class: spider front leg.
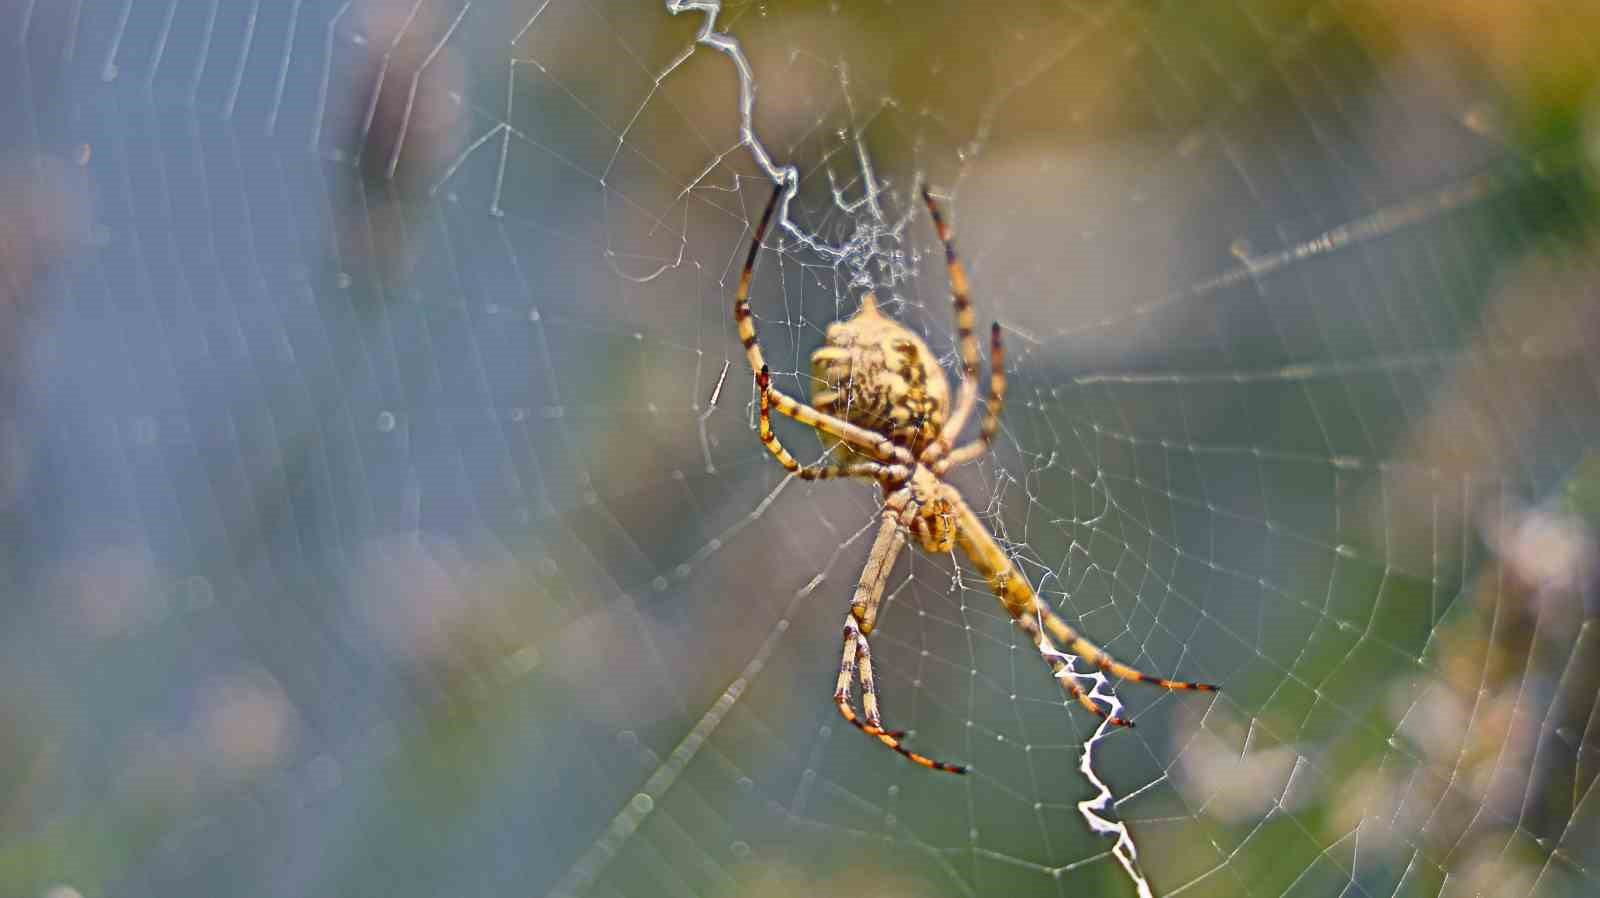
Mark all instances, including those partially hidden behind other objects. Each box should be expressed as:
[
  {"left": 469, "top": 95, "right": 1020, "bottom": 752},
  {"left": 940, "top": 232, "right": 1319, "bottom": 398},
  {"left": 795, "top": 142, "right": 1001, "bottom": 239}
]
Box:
[
  {"left": 833, "top": 507, "right": 967, "bottom": 774},
  {"left": 756, "top": 367, "right": 909, "bottom": 483},
  {"left": 939, "top": 321, "right": 1007, "bottom": 471},
  {"left": 920, "top": 186, "right": 983, "bottom": 454},
  {"left": 733, "top": 183, "right": 914, "bottom": 468}
]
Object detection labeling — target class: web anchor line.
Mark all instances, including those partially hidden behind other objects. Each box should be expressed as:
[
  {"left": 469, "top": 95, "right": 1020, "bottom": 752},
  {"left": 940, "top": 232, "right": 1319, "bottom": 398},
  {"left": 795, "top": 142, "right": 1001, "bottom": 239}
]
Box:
[
  {"left": 1056, "top": 151, "right": 1577, "bottom": 341},
  {"left": 542, "top": 618, "right": 788, "bottom": 898}
]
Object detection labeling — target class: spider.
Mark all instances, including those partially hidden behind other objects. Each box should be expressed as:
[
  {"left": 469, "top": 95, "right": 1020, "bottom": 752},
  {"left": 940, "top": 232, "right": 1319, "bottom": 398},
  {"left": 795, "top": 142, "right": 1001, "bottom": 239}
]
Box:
[{"left": 735, "top": 182, "right": 1219, "bottom": 773}]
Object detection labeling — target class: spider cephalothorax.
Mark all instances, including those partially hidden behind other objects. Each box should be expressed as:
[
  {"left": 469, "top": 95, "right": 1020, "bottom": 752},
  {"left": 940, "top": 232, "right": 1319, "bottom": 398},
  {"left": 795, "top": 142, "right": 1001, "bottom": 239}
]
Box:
[
  {"left": 810, "top": 293, "right": 950, "bottom": 460},
  {"left": 734, "top": 182, "right": 1218, "bottom": 773},
  {"left": 908, "top": 488, "right": 956, "bottom": 554}
]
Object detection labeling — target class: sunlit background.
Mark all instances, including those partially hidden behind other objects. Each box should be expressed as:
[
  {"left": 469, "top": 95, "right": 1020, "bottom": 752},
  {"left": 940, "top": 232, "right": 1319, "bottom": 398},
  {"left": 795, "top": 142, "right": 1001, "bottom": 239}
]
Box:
[{"left": 2, "top": 1, "right": 1598, "bottom": 896}]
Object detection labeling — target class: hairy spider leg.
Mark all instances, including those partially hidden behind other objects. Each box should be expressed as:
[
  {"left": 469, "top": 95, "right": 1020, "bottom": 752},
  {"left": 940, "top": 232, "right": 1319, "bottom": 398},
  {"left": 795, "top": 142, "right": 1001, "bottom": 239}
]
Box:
[
  {"left": 734, "top": 183, "right": 914, "bottom": 467},
  {"left": 948, "top": 487, "right": 1219, "bottom": 726},
  {"left": 834, "top": 506, "right": 968, "bottom": 774},
  {"left": 756, "top": 367, "right": 909, "bottom": 483},
  {"left": 940, "top": 321, "right": 1008, "bottom": 471},
  {"left": 920, "top": 187, "right": 986, "bottom": 461}
]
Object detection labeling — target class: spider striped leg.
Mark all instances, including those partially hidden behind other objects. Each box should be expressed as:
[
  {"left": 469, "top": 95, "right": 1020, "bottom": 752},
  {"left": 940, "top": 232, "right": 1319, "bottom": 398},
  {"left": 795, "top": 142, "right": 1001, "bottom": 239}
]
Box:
[
  {"left": 947, "top": 489, "right": 1218, "bottom": 726},
  {"left": 836, "top": 619, "right": 967, "bottom": 774},
  {"left": 733, "top": 182, "right": 785, "bottom": 377},
  {"left": 833, "top": 504, "right": 967, "bottom": 773},
  {"left": 852, "top": 508, "right": 908, "bottom": 635},
  {"left": 920, "top": 186, "right": 983, "bottom": 461},
  {"left": 1036, "top": 602, "right": 1221, "bottom": 696},
  {"left": 764, "top": 384, "right": 914, "bottom": 467},
  {"left": 1010, "top": 606, "right": 1133, "bottom": 726},
  {"left": 734, "top": 182, "right": 914, "bottom": 467},
  {"left": 756, "top": 367, "right": 908, "bottom": 483},
  {"left": 939, "top": 321, "right": 1007, "bottom": 472}
]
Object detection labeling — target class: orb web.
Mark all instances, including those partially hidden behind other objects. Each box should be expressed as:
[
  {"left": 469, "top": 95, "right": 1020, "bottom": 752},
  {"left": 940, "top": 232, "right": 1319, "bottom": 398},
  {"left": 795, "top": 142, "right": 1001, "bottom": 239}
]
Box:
[{"left": 5, "top": 1, "right": 1599, "bottom": 897}]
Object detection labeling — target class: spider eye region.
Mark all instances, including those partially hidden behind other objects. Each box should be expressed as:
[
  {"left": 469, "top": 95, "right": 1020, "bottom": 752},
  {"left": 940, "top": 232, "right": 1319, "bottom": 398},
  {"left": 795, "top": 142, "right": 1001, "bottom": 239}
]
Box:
[{"left": 809, "top": 293, "right": 950, "bottom": 457}]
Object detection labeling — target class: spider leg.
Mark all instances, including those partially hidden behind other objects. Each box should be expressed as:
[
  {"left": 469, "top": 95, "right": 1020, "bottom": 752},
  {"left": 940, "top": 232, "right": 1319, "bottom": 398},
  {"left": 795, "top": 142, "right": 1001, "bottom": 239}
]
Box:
[
  {"left": 945, "top": 488, "right": 1219, "bottom": 726},
  {"left": 1012, "top": 604, "right": 1135, "bottom": 727},
  {"left": 920, "top": 186, "right": 983, "bottom": 462},
  {"left": 1036, "top": 601, "right": 1220, "bottom": 695},
  {"left": 833, "top": 504, "right": 967, "bottom": 774},
  {"left": 764, "top": 383, "right": 914, "bottom": 467},
  {"left": 854, "top": 504, "right": 910, "bottom": 635},
  {"left": 731, "top": 183, "right": 785, "bottom": 378},
  {"left": 756, "top": 367, "right": 909, "bottom": 483},
  {"left": 734, "top": 183, "right": 914, "bottom": 467},
  {"left": 939, "top": 321, "right": 1007, "bottom": 471},
  {"left": 836, "top": 616, "right": 966, "bottom": 774}
]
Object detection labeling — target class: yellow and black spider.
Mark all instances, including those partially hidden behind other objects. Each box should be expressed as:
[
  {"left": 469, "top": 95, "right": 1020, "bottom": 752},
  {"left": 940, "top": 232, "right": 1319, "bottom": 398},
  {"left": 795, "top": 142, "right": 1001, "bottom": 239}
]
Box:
[{"left": 736, "top": 182, "right": 1219, "bottom": 773}]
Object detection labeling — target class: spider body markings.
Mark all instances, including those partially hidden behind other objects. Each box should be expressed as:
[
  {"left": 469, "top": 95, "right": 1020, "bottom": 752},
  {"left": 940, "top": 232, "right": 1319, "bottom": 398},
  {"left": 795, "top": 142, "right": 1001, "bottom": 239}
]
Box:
[
  {"left": 737, "top": 182, "right": 1218, "bottom": 773},
  {"left": 811, "top": 293, "right": 950, "bottom": 461}
]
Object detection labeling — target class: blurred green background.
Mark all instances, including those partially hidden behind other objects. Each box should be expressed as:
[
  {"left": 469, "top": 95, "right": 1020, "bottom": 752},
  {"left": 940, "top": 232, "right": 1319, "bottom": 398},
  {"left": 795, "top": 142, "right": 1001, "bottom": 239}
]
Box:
[{"left": 2, "top": 1, "right": 1598, "bottom": 896}]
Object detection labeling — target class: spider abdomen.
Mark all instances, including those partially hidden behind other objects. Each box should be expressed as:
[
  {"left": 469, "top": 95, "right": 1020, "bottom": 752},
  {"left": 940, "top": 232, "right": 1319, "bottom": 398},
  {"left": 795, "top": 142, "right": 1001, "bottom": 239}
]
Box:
[{"left": 810, "top": 293, "right": 950, "bottom": 459}]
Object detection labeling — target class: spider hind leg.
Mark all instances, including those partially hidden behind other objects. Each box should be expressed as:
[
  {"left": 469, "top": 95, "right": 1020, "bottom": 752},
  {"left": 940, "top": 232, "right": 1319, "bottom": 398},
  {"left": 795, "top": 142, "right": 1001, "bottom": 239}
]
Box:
[
  {"left": 1015, "top": 603, "right": 1220, "bottom": 728},
  {"left": 835, "top": 616, "right": 967, "bottom": 774},
  {"left": 1013, "top": 607, "right": 1138, "bottom": 728},
  {"left": 1037, "top": 606, "right": 1222, "bottom": 695}
]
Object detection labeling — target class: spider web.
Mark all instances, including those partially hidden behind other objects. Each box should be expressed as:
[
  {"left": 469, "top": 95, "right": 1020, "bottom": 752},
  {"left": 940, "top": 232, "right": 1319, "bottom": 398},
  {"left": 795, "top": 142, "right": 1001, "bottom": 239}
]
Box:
[{"left": 4, "top": 1, "right": 1599, "bottom": 897}]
